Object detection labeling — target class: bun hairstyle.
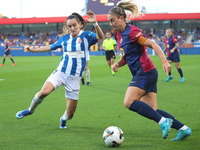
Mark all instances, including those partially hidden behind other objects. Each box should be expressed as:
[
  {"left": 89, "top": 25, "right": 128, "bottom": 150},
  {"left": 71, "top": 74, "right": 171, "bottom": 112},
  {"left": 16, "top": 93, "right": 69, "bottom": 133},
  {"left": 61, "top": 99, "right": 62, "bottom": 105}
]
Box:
[
  {"left": 66, "top": 12, "right": 86, "bottom": 30},
  {"left": 108, "top": 0, "right": 140, "bottom": 20}
]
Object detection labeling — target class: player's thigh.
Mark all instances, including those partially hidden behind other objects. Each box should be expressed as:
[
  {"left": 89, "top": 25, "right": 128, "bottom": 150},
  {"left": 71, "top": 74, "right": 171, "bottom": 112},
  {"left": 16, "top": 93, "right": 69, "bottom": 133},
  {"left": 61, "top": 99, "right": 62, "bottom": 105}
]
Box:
[
  {"left": 39, "top": 81, "right": 55, "bottom": 98},
  {"left": 66, "top": 98, "right": 78, "bottom": 116},
  {"left": 8, "top": 54, "right": 12, "bottom": 59},
  {"left": 140, "top": 92, "right": 157, "bottom": 110},
  {"left": 167, "top": 60, "right": 172, "bottom": 64},
  {"left": 124, "top": 86, "right": 146, "bottom": 108}
]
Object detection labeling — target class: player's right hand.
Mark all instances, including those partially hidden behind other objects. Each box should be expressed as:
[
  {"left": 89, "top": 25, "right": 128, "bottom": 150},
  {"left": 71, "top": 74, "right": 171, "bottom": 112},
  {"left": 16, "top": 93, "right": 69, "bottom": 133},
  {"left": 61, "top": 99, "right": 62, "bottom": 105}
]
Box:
[{"left": 112, "top": 63, "right": 119, "bottom": 72}]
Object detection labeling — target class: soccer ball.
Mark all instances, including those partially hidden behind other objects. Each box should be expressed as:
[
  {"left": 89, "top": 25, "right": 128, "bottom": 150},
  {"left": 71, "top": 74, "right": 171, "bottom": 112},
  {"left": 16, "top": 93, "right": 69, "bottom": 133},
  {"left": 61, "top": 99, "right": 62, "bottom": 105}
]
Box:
[{"left": 102, "top": 126, "right": 124, "bottom": 147}]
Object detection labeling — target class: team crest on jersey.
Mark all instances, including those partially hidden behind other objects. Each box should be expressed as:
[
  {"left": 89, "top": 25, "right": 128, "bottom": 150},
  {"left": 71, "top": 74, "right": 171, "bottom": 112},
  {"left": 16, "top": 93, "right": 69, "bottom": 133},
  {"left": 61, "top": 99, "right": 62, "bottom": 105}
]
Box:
[
  {"left": 120, "top": 38, "right": 123, "bottom": 43},
  {"left": 167, "top": 44, "right": 170, "bottom": 48},
  {"left": 120, "top": 48, "right": 125, "bottom": 56},
  {"left": 78, "top": 38, "right": 82, "bottom": 44}
]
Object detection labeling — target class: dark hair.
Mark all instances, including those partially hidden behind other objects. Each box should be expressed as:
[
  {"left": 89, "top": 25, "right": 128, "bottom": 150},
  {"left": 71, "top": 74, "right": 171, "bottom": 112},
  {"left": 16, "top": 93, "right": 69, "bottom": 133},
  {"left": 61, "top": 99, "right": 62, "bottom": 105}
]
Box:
[{"left": 66, "top": 12, "right": 86, "bottom": 30}]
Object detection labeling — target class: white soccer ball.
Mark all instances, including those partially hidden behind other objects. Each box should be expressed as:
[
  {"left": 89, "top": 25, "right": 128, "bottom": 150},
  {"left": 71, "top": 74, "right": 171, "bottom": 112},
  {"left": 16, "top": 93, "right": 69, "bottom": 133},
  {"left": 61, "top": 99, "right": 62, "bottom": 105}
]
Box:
[{"left": 102, "top": 126, "right": 124, "bottom": 147}]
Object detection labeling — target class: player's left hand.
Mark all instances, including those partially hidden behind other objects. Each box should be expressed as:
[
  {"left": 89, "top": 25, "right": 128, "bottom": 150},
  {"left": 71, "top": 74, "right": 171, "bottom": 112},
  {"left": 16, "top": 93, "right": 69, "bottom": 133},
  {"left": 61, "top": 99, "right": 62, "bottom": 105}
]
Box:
[
  {"left": 86, "top": 10, "right": 96, "bottom": 23},
  {"left": 170, "top": 49, "right": 174, "bottom": 53}
]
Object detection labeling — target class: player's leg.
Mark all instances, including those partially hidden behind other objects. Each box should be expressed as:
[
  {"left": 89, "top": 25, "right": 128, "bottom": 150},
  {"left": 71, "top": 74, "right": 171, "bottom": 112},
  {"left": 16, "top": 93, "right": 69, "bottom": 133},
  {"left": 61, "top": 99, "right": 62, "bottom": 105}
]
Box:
[
  {"left": 165, "top": 60, "right": 173, "bottom": 82},
  {"left": 81, "top": 72, "right": 85, "bottom": 85},
  {"left": 107, "top": 60, "right": 111, "bottom": 67},
  {"left": 156, "top": 108, "right": 192, "bottom": 140},
  {"left": 85, "top": 61, "right": 90, "bottom": 85},
  {"left": 0, "top": 54, "right": 6, "bottom": 66},
  {"left": 125, "top": 87, "right": 172, "bottom": 139},
  {"left": 106, "top": 51, "right": 113, "bottom": 75},
  {"left": 125, "top": 87, "right": 166, "bottom": 125},
  {"left": 175, "top": 61, "right": 184, "bottom": 82},
  {"left": 110, "top": 57, "right": 115, "bottom": 76},
  {"left": 8, "top": 54, "right": 15, "bottom": 66},
  {"left": 60, "top": 74, "right": 80, "bottom": 129},
  {"left": 16, "top": 81, "right": 55, "bottom": 119},
  {"left": 140, "top": 92, "right": 172, "bottom": 139},
  {"left": 16, "top": 70, "right": 61, "bottom": 119},
  {"left": 60, "top": 98, "right": 78, "bottom": 129}
]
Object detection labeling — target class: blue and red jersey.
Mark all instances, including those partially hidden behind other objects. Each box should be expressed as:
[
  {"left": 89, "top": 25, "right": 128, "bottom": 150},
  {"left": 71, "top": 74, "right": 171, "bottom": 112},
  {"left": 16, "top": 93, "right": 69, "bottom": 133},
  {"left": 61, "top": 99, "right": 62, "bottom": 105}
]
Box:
[
  {"left": 5, "top": 43, "right": 10, "bottom": 52},
  {"left": 114, "top": 24, "right": 155, "bottom": 76},
  {"left": 164, "top": 36, "right": 179, "bottom": 57}
]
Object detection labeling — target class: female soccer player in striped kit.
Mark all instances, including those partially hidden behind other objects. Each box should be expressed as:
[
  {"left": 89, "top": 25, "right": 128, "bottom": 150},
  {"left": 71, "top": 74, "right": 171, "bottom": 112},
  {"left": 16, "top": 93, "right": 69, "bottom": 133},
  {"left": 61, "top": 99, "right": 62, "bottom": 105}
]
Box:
[
  {"left": 16, "top": 10, "right": 104, "bottom": 129},
  {"left": 109, "top": 0, "right": 191, "bottom": 141}
]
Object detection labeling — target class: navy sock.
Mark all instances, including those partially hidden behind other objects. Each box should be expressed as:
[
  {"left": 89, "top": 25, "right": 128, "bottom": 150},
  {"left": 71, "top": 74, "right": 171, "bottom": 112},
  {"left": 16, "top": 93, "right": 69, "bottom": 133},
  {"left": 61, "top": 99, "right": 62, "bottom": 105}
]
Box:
[
  {"left": 157, "top": 109, "right": 184, "bottom": 130},
  {"left": 129, "top": 101, "right": 162, "bottom": 123},
  {"left": 3, "top": 58, "right": 5, "bottom": 64},
  {"left": 177, "top": 68, "right": 183, "bottom": 77},
  {"left": 169, "top": 71, "right": 171, "bottom": 76},
  {"left": 10, "top": 58, "right": 15, "bottom": 63}
]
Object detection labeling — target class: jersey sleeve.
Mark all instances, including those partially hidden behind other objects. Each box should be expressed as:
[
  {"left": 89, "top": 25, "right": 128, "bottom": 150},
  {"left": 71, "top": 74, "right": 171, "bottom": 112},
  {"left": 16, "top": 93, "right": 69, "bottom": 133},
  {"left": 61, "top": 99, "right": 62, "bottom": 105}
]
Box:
[
  {"left": 172, "top": 36, "right": 178, "bottom": 43},
  {"left": 129, "top": 26, "right": 144, "bottom": 43},
  {"left": 85, "top": 31, "right": 98, "bottom": 46},
  {"left": 50, "top": 36, "right": 64, "bottom": 50}
]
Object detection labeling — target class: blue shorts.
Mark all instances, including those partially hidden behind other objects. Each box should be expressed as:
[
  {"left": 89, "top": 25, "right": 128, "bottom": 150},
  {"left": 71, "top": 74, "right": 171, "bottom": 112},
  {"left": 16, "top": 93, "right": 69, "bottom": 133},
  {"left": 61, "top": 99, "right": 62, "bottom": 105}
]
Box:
[
  {"left": 167, "top": 53, "right": 180, "bottom": 62},
  {"left": 129, "top": 68, "right": 158, "bottom": 93},
  {"left": 5, "top": 50, "right": 10, "bottom": 55}
]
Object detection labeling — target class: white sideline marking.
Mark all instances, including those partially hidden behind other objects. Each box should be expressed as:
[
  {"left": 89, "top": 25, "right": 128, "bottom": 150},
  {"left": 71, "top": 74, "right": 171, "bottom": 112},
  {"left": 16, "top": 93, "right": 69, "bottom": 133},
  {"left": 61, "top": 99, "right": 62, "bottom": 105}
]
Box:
[{"left": 0, "top": 79, "right": 5, "bottom": 81}]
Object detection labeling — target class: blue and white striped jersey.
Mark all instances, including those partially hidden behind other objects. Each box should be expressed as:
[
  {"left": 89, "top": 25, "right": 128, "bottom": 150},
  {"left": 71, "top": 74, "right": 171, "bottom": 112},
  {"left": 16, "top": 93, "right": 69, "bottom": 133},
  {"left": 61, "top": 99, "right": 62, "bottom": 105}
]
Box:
[{"left": 50, "top": 30, "right": 97, "bottom": 76}]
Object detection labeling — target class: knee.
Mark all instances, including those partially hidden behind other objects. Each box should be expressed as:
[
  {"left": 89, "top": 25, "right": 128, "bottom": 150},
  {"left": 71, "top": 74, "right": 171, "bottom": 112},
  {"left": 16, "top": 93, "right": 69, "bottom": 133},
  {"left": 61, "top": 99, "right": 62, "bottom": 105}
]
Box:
[
  {"left": 124, "top": 99, "right": 135, "bottom": 109},
  {"left": 152, "top": 105, "right": 157, "bottom": 111}
]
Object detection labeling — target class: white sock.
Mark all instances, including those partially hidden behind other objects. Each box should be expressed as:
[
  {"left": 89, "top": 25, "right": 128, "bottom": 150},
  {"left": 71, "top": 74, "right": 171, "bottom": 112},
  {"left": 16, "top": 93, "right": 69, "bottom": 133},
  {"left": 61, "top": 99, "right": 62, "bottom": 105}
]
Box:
[
  {"left": 61, "top": 111, "right": 72, "bottom": 121},
  {"left": 85, "top": 69, "right": 90, "bottom": 82},
  {"left": 158, "top": 117, "right": 166, "bottom": 125},
  {"left": 180, "top": 125, "right": 188, "bottom": 130},
  {"left": 29, "top": 92, "right": 43, "bottom": 113}
]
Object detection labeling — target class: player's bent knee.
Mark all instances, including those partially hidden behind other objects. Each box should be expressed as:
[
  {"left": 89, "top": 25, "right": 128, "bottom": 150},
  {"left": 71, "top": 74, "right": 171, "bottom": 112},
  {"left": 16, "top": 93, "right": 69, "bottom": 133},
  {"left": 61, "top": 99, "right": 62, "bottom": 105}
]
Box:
[{"left": 124, "top": 99, "right": 134, "bottom": 109}]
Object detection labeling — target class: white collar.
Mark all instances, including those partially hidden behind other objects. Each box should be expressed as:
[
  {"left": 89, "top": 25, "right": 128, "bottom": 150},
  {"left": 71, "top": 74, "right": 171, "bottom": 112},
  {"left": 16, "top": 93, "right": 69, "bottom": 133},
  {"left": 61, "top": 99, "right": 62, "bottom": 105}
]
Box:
[{"left": 70, "top": 30, "right": 83, "bottom": 39}]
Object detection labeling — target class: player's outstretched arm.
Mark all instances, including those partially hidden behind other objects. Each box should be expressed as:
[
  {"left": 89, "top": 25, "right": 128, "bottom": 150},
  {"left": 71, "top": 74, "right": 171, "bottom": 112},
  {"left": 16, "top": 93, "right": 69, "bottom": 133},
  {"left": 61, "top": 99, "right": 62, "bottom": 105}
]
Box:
[
  {"left": 86, "top": 10, "right": 104, "bottom": 40},
  {"left": 25, "top": 45, "right": 51, "bottom": 53}
]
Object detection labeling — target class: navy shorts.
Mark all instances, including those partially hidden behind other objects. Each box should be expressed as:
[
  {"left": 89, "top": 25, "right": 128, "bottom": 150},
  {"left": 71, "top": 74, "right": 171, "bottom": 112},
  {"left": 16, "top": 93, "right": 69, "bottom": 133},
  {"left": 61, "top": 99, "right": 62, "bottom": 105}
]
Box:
[
  {"left": 5, "top": 50, "right": 10, "bottom": 55},
  {"left": 129, "top": 68, "right": 158, "bottom": 93},
  {"left": 167, "top": 53, "right": 180, "bottom": 62},
  {"left": 105, "top": 50, "right": 115, "bottom": 61}
]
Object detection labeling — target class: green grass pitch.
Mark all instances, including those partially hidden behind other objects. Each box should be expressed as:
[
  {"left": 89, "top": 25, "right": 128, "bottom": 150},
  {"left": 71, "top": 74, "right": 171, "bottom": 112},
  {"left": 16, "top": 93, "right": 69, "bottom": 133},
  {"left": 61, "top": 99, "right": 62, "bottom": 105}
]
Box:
[{"left": 0, "top": 55, "right": 199, "bottom": 150}]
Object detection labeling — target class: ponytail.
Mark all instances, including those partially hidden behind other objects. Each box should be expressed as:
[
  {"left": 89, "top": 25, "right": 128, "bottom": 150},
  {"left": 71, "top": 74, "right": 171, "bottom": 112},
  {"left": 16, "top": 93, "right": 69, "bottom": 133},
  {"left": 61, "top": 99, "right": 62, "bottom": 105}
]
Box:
[{"left": 108, "top": 0, "right": 140, "bottom": 19}]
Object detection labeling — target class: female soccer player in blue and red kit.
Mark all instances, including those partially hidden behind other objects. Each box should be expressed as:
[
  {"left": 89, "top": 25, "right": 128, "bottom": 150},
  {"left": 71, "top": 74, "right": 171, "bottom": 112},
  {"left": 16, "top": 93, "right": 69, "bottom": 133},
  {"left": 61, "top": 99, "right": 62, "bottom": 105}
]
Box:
[
  {"left": 164, "top": 29, "right": 184, "bottom": 82},
  {"left": 0, "top": 38, "right": 16, "bottom": 66},
  {"left": 109, "top": 0, "right": 191, "bottom": 141}
]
